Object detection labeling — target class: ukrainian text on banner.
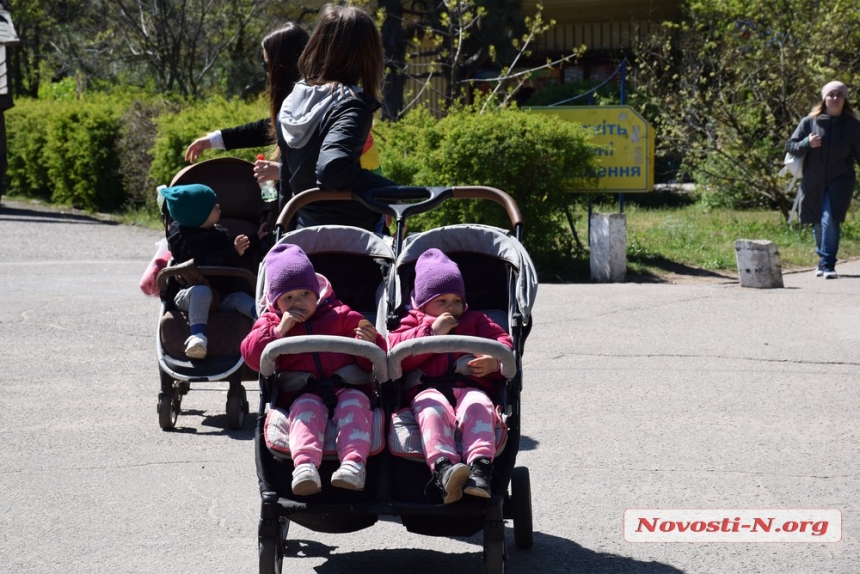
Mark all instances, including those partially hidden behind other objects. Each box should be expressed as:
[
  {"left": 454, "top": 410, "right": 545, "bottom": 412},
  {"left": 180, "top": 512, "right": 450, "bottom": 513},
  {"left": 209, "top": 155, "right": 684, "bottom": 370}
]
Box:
[{"left": 527, "top": 105, "right": 655, "bottom": 193}]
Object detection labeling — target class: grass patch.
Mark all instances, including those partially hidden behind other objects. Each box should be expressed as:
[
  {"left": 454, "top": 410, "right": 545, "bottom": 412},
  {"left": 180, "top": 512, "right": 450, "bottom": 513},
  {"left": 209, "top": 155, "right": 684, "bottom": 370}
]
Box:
[{"left": 616, "top": 202, "right": 860, "bottom": 276}]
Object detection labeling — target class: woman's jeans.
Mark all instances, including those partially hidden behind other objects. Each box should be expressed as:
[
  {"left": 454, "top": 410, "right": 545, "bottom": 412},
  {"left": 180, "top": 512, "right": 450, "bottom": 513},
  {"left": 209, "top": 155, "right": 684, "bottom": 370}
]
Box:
[{"left": 813, "top": 189, "right": 840, "bottom": 270}]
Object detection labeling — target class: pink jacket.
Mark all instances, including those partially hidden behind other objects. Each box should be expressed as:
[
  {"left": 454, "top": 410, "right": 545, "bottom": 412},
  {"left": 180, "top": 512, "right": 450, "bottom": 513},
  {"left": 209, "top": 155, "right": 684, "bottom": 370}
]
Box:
[
  {"left": 241, "top": 275, "right": 386, "bottom": 379},
  {"left": 387, "top": 309, "right": 514, "bottom": 400}
]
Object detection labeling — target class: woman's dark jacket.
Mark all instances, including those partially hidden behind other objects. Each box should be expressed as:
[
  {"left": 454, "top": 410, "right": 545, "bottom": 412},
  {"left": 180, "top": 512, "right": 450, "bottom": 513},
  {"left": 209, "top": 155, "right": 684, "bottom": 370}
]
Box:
[
  {"left": 279, "top": 82, "right": 395, "bottom": 231},
  {"left": 786, "top": 113, "right": 860, "bottom": 223}
]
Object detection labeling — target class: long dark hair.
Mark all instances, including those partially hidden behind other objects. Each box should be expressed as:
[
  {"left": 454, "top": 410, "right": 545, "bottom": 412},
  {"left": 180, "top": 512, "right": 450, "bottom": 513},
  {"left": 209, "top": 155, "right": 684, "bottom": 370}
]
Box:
[
  {"left": 262, "top": 22, "right": 310, "bottom": 151},
  {"left": 298, "top": 4, "right": 385, "bottom": 102}
]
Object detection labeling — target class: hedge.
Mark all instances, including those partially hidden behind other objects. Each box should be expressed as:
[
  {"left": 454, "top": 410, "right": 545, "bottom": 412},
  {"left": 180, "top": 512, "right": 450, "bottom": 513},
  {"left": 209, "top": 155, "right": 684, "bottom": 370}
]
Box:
[{"left": 6, "top": 93, "right": 599, "bottom": 273}]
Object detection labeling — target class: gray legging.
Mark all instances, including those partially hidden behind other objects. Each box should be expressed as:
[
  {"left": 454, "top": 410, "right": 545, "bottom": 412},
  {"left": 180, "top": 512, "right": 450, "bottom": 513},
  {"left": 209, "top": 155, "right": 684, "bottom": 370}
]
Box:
[{"left": 174, "top": 285, "right": 256, "bottom": 326}]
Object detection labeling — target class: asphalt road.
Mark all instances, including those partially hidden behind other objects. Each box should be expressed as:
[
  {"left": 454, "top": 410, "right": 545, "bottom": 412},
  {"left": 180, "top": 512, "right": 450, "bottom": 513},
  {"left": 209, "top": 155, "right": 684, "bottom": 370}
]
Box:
[{"left": 1, "top": 199, "right": 857, "bottom": 573}]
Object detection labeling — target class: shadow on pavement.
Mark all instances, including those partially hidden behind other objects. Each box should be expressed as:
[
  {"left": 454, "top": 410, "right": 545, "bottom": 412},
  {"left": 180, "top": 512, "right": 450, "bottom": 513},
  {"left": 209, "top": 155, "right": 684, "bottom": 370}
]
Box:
[
  {"left": 281, "top": 531, "right": 684, "bottom": 574},
  {"left": 0, "top": 203, "right": 120, "bottom": 226}
]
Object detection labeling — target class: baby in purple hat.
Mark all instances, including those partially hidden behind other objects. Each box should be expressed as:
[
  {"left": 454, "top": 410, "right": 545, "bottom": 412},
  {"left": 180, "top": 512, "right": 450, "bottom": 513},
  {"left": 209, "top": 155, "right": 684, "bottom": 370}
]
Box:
[
  {"left": 241, "top": 243, "right": 385, "bottom": 496},
  {"left": 388, "top": 248, "right": 514, "bottom": 504}
]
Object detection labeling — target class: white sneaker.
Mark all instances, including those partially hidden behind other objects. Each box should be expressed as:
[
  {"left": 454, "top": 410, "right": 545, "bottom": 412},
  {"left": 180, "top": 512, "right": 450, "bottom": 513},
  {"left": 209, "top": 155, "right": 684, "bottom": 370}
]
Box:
[
  {"left": 291, "top": 463, "right": 322, "bottom": 496},
  {"left": 330, "top": 460, "right": 366, "bottom": 491},
  {"left": 822, "top": 269, "right": 838, "bottom": 279},
  {"left": 814, "top": 268, "right": 824, "bottom": 277},
  {"left": 184, "top": 334, "right": 208, "bottom": 359}
]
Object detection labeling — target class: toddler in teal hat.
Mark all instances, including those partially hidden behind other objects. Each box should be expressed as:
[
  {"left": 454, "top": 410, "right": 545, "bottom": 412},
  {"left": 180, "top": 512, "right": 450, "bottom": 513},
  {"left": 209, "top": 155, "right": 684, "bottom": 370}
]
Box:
[{"left": 161, "top": 184, "right": 268, "bottom": 359}]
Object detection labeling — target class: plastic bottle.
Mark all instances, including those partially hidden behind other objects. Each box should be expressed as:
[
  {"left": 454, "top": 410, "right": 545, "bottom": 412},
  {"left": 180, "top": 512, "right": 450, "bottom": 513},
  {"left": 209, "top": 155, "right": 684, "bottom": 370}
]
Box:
[{"left": 256, "top": 154, "right": 278, "bottom": 202}]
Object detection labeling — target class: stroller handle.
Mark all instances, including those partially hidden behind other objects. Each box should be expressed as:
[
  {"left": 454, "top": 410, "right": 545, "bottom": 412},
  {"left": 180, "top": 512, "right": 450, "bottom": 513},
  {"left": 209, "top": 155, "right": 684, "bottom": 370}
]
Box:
[
  {"left": 388, "top": 336, "right": 517, "bottom": 381},
  {"left": 276, "top": 186, "right": 523, "bottom": 230},
  {"left": 156, "top": 261, "right": 257, "bottom": 294},
  {"left": 259, "top": 335, "right": 389, "bottom": 382}
]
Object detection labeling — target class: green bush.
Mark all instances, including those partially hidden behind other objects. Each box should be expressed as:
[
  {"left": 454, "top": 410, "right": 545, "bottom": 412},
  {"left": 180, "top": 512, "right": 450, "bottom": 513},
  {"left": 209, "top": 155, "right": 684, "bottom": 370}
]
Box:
[
  {"left": 7, "top": 99, "right": 53, "bottom": 201},
  {"left": 376, "top": 102, "right": 599, "bottom": 272},
  {"left": 149, "top": 96, "right": 267, "bottom": 189},
  {"left": 8, "top": 95, "right": 125, "bottom": 211},
  {"left": 7, "top": 92, "right": 268, "bottom": 212}
]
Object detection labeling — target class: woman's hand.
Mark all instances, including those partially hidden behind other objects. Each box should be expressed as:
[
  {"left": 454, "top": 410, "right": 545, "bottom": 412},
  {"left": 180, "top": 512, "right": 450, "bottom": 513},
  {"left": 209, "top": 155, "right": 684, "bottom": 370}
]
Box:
[
  {"left": 185, "top": 136, "right": 212, "bottom": 163},
  {"left": 254, "top": 159, "right": 280, "bottom": 183},
  {"left": 809, "top": 134, "right": 822, "bottom": 149}
]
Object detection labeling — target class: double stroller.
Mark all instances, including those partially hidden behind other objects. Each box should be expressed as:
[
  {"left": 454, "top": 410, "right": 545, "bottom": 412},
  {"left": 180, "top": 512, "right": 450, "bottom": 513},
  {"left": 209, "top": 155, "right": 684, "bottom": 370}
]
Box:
[
  {"left": 255, "top": 186, "right": 537, "bottom": 573},
  {"left": 155, "top": 157, "right": 276, "bottom": 430}
]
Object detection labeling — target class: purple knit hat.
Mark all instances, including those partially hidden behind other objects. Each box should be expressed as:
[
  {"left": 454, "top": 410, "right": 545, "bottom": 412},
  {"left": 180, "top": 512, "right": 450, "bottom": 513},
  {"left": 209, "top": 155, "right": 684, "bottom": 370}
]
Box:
[
  {"left": 265, "top": 243, "right": 320, "bottom": 306},
  {"left": 411, "top": 248, "right": 467, "bottom": 310}
]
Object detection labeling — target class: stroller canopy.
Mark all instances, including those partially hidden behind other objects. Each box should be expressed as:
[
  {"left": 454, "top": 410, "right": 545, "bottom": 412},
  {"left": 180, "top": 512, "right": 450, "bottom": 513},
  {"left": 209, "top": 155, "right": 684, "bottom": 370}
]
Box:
[{"left": 395, "top": 224, "right": 537, "bottom": 324}]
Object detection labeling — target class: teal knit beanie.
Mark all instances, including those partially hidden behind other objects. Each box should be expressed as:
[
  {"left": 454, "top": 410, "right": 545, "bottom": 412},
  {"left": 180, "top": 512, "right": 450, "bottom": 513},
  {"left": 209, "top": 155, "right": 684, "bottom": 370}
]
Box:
[{"left": 159, "top": 184, "right": 217, "bottom": 227}]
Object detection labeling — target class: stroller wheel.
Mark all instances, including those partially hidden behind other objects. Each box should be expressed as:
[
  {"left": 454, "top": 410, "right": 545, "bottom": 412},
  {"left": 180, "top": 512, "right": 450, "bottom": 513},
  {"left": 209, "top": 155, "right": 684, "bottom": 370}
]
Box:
[
  {"left": 511, "top": 466, "right": 534, "bottom": 549},
  {"left": 258, "top": 535, "right": 283, "bottom": 574},
  {"left": 483, "top": 501, "right": 506, "bottom": 574},
  {"left": 225, "top": 391, "right": 247, "bottom": 430},
  {"left": 157, "top": 391, "right": 179, "bottom": 431}
]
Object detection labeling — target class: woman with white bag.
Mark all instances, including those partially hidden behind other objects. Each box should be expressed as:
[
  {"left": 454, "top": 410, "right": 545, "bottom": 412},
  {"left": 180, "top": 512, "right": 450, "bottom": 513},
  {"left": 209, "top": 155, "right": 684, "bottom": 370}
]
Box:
[{"left": 786, "top": 81, "right": 860, "bottom": 278}]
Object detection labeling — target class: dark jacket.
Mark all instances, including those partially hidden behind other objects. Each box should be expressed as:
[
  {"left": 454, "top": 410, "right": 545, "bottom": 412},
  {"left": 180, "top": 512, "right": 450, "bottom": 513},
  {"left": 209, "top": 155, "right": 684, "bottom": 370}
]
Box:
[
  {"left": 220, "top": 118, "right": 292, "bottom": 210},
  {"left": 166, "top": 221, "right": 260, "bottom": 296},
  {"left": 786, "top": 113, "right": 860, "bottom": 223},
  {"left": 279, "top": 81, "right": 395, "bottom": 231}
]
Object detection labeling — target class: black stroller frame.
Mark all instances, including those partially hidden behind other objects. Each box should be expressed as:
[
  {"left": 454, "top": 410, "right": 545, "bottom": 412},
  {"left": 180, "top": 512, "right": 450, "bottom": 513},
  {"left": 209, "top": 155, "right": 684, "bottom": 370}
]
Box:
[{"left": 255, "top": 186, "right": 536, "bottom": 574}]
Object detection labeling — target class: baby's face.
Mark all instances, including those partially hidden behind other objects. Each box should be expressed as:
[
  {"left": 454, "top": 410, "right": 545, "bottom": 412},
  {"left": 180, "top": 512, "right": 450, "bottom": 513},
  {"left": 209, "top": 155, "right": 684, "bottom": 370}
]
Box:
[
  {"left": 275, "top": 288, "right": 318, "bottom": 321},
  {"left": 423, "top": 293, "right": 464, "bottom": 318},
  {"left": 201, "top": 204, "right": 221, "bottom": 228}
]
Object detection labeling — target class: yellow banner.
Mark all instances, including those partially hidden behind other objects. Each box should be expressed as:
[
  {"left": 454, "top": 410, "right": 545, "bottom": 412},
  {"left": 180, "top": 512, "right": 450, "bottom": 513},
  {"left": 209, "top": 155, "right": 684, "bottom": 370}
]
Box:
[{"left": 527, "top": 105, "right": 655, "bottom": 193}]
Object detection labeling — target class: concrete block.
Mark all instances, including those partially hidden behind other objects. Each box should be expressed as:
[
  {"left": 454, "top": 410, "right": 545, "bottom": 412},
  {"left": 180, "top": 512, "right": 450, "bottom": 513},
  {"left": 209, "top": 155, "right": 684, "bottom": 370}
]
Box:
[
  {"left": 590, "top": 213, "right": 627, "bottom": 282},
  {"left": 734, "top": 239, "right": 784, "bottom": 288}
]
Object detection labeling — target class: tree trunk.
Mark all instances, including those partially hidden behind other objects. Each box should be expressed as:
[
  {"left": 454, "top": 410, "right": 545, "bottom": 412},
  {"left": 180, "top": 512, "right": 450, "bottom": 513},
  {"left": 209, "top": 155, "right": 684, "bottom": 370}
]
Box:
[{"left": 379, "top": 0, "right": 405, "bottom": 121}]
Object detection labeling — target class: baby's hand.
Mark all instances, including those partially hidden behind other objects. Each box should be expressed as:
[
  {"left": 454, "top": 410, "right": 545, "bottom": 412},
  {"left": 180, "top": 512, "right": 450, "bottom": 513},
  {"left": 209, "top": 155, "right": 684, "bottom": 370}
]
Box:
[
  {"left": 354, "top": 319, "right": 377, "bottom": 342},
  {"left": 432, "top": 312, "right": 458, "bottom": 335},
  {"left": 467, "top": 354, "right": 500, "bottom": 377},
  {"left": 234, "top": 234, "right": 250, "bottom": 255},
  {"left": 277, "top": 311, "right": 302, "bottom": 336}
]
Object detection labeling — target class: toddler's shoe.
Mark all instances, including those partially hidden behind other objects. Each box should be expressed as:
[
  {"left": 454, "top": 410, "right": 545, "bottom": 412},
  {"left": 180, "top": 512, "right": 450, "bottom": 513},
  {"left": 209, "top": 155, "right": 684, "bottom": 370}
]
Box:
[
  {"left": 464, "top": 457, "right": 493, "bottom": 499},
  {"left": 184, "top": 334, "right": 208, "bottom": 359},
  {"left": 433, "top": 456, "right": 470, "bottom": 504},
  {"left": 291, "top": 463, "right": 322, "bottom": 496},
  {"left": 331, "top": 460, "right": 366, "bottom": 491}
]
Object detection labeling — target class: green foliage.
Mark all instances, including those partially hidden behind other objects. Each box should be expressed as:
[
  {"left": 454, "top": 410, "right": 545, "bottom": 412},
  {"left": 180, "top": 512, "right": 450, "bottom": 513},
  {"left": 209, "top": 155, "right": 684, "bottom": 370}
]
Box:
[
  {"left": 7, "top": 93, "right": 266, "bottom": 212},
  {"left": 376, "top": 101, "right": 599, "bottom": 271},
  {"left": 522, "top": 79, "right": 625, "bottom": 107},
  {"left": 7, "top": 96, "right": 124, "bottom": 210},
  {"left": 634, "top": 0, "right": 860, "bottom": 217},
  {"left": 46, "top": 96, "right": 124, "bottom": 210},
  {"left": 149, "top": 96, "right": 268, "bottom": 188}
]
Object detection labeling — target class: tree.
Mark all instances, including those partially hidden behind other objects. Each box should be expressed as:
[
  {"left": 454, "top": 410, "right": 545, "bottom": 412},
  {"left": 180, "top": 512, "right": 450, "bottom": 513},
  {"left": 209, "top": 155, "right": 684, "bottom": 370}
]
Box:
[
  {"left": 376, "top": 0, "right": 575, "bottom": 119},
  {"left": 633, "top": 0, "right": 860, "bottom": 217},
  {"left": 8, "top": 0, "right": 306, "bottom": 100}
]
